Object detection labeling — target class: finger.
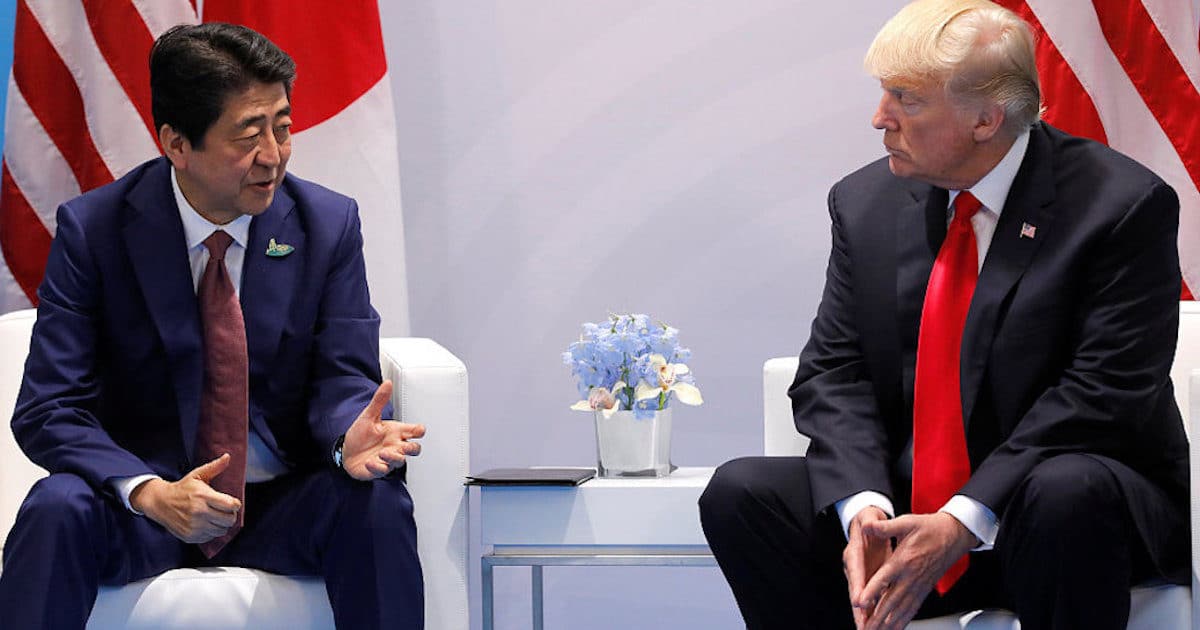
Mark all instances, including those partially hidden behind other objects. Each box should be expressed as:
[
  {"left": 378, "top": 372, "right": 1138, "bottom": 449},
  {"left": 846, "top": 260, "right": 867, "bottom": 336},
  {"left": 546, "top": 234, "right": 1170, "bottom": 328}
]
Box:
[
  {"left": 402, "top": 440, "right": 421, "bottom": 457},
  {"left": 365, "top": 459, "right": 390, "bottom": 477},
  {"left": 363, "top": 380, "right": 393, "bottom": 422},
  {"left": 378, "top": 449, "right": 407, "bottom": 464},
  {"left": 862, "top": 515, "right": 912, "bottom": 541},
  {"left": 191, "top": 453, "right": 231, "bottom": 482},
  {"left": 858, "top": 558, "right": 903, "bottom": 609},
  {"left": 875, "top": 587, "right": 921, "bottom": 630},
  {"left": 844, "top": 541, "right": 865, "bottom": 601},
  {"left": 202, "top": 509, "right": 238, "bottom": 529},
  {"left": 852, "top": 605, "right": 868, "bottom": 630},
  {"left": 405, "top": 423, "right": 426, "bottom": 439},
  {"left": 203, "top": 489, "right": 242, "bottom": 514}
]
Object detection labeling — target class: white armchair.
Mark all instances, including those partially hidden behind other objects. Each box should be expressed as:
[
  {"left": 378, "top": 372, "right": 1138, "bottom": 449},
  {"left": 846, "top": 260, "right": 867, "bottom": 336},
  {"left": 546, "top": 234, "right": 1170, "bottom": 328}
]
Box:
[
  {"left": 762, "top": 301, "right": 1200, "bottom": 629},
  {"left": 0, "top": 308, "right": 470, "bottom": 629}
]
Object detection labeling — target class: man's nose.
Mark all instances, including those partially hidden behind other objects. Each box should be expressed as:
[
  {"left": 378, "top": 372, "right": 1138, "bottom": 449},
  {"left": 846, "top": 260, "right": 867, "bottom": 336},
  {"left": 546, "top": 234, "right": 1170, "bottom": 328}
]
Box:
[
  {"left": 256, "top": 132, "right": 281, "bottom": 167},
  {"left": 872, "top": 96, "right": 895, "bottom": 131}
]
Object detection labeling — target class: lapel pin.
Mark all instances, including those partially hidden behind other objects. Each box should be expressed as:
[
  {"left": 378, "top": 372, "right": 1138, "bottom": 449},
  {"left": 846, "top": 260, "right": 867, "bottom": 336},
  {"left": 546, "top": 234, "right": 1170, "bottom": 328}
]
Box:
[
  {"left": 265, "top": 238, "right": 295, "bottom": 257},
  {"left": 1020, "top": 223, "right": 1037, "bottom": 239}
]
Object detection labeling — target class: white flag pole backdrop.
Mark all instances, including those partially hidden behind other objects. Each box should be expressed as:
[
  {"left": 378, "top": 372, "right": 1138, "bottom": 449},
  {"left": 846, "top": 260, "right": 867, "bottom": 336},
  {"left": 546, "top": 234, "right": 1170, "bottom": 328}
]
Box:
[{"left": 0, "top": 0, "right": 410, "bottom": 334}]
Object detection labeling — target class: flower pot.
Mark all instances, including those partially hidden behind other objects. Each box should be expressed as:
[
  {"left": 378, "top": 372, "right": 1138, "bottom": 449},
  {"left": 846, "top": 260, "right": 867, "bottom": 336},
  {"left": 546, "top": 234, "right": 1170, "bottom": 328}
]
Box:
[{"left": 593, "top": 407, "right": 673, "bottom": 477}]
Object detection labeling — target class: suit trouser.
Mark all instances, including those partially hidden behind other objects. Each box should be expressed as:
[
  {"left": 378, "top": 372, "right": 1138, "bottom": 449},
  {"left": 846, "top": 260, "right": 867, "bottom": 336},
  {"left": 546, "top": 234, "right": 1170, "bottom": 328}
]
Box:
[
  {"left": 0, "top": 467, "right": 423, "bottom": 629},
  {"left": 698, "top": 454, "right": 1186, "bottom": 630}
]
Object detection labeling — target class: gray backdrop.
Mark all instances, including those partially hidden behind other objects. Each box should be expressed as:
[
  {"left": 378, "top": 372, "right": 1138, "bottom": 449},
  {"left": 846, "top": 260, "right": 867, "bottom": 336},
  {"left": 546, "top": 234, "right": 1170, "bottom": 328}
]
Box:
[{"left": 380, "top": 2, "right": 897, "bottom": 627}]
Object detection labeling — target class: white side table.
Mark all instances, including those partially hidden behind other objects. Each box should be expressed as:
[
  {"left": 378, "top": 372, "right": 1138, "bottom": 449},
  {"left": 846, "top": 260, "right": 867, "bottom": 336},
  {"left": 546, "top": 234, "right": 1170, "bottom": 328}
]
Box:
[{"left": 470, "top": 467, "right": 715, "bottom": 630}]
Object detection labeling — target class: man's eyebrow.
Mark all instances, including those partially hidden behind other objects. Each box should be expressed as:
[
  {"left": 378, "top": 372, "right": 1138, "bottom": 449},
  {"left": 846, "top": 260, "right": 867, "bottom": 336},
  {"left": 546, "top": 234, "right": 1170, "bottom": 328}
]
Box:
[
  {"left": 234, "top": 106, "right": 292, "bottom": 131},
  {"left": 235, "top": 114, "right": 268, "bottom": 131}
]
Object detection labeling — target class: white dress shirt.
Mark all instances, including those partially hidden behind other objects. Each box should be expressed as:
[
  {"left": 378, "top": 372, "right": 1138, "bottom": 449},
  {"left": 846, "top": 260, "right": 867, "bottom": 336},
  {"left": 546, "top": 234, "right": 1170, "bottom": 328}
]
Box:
[
  {"left": 836, "top": 130, "right": 1031, "bottom": 550},
  {"left": 112, "top": 168, "right": 291, "bottom": 513}
]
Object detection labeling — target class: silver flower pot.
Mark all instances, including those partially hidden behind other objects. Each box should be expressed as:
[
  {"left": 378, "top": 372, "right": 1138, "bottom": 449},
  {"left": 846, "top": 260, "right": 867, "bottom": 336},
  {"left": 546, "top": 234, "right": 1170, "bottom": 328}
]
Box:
[{"left": 593, "top": 407, "right": 673, "bottom": 477}]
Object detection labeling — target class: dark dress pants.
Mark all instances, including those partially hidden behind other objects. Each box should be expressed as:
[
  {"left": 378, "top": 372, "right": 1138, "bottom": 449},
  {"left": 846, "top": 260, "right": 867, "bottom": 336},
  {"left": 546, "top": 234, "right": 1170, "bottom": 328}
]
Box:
[
  {"left": 698, "top": 454, "right": 1185, "bottom": 630},
  {"left": 0, "top": 467, "right": 423, "bottom": 629}
]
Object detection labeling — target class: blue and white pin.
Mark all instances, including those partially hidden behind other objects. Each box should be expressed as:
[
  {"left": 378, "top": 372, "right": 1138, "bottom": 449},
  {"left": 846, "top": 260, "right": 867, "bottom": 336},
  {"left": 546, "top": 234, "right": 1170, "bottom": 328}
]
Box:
[{"left": 266, "top": 238, "right": 295, "bottom": 257}]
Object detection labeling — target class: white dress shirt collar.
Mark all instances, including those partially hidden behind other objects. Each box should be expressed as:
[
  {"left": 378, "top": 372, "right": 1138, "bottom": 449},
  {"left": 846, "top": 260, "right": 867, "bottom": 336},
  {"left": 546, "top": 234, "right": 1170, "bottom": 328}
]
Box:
[
  {"left": 171, "top": 167, "right": 252, "bottom": 250},
  {"left": 948, "top": 129, "right": 1031, "bottom": 216}
]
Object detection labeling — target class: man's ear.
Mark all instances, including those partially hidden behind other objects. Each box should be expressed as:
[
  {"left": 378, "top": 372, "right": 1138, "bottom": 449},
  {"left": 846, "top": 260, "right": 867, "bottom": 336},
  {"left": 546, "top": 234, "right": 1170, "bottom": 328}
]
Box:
[
  {"left": 972, "top": 103, "right": 1007, "bottom": 143},
  {"left": 159, "top": 124, "right": 188, "bottom": 169}
]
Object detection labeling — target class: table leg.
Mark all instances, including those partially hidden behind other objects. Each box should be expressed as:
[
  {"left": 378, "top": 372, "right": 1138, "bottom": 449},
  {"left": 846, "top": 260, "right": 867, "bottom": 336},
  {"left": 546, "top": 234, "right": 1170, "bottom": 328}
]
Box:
[
  {"left": 532, "top": 565, "right": 544, "bottom": 630},
  {"left": 482, "top": 557, "right": 494, "bottom": 630}
]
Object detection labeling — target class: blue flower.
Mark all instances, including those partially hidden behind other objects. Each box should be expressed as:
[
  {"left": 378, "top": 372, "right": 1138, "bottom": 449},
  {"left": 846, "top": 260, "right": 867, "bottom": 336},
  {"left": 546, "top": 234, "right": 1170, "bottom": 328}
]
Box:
[{"left": 566, "top": 313, "right": 702, "bottom": 413}]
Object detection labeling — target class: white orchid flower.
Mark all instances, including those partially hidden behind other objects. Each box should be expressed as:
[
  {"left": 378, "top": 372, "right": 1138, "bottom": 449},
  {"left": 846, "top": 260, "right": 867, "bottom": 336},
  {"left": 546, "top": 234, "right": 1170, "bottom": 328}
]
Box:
[
  {"left": 635, "top": 354, "right": 703, "bottom": 406},
  {"left": 570, "top": 382, "right": 626, "bottom": 418}
]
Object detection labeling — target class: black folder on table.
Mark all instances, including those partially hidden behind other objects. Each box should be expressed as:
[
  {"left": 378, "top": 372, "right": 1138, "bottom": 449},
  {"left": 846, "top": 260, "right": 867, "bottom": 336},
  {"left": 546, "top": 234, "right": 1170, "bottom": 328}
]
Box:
[{"left": 464, "top": 467, "right": 595, "bottom": 486}]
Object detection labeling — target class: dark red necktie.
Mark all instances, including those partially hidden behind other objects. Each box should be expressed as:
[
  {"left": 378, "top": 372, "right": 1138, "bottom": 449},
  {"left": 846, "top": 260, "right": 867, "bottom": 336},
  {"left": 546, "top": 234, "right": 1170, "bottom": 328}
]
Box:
[
  {"left": 912, "top": 191, "right": 981, "bottom": 594},
  {"left": 196, "top": 230, "right": 248, "bottom": 558}
]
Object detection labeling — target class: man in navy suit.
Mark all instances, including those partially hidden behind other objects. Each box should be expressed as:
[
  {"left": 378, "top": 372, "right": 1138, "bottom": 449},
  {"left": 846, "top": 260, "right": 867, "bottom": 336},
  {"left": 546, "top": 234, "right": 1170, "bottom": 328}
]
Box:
[
  {"left": 0, "top": 23, "right": 425, "bottom": 629},
  {"left": 700, "top": 1, "right": 1188, "bottom": 629}
]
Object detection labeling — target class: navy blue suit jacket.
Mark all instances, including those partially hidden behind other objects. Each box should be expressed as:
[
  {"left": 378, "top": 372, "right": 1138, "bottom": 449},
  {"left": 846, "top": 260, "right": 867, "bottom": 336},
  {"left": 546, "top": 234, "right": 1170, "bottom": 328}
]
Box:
[
  {"left": 790, "top": 123, "right": 1188, "bottom": 573},
  {"left": 12, "top": 157, "right": 386, "bottom": 493}
]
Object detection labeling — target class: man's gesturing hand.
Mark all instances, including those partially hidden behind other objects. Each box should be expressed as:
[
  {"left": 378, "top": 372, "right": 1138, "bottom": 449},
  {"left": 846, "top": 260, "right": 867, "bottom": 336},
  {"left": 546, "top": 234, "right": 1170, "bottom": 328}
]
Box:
[
  {"left": 129, "top": 453, "right": 242, "bottom": 544},
  {"left": 855, "top": 512, "right": 979, "bottom": 630},
  {"left": 844, "top": 506, "right": 892, "bottom": 629},
  {"left": 341, "top": 380, "right": 426, "bottom": 481}
]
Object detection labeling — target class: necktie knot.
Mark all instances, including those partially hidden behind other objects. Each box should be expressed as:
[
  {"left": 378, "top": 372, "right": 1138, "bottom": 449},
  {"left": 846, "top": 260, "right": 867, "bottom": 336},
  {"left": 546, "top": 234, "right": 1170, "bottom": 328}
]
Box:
[
  {"left": 203, "top": 230, "right": 234, "bottom": 261},
  {"left": 952, "top": 191, "right": 983, "bottom": 225}
]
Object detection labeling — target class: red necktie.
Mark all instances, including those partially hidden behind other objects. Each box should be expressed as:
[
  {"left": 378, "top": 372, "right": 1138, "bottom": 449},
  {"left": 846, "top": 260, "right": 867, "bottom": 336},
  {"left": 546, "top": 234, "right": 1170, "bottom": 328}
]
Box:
[
  {"left": 196, "top": 230, "right": 248, "bottom": 558},
  {"left": 912, "top": 191, "right": 981, "bottom": 594}
]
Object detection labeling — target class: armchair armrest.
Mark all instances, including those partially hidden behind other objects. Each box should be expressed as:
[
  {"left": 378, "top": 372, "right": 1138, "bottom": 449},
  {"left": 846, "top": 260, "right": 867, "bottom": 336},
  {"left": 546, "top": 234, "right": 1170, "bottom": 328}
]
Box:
[
  {"left": 763, "top": 357, "right": 808, "bottom": 457},
  {"left": 379, "top": 338, "right": 470, "bottom": 630},
  {"left": 0, "top": 309, "right": 45, "bottom": 559},
  {"left": 1190, "top": 368, "right": 1200, "bottom": 627}
]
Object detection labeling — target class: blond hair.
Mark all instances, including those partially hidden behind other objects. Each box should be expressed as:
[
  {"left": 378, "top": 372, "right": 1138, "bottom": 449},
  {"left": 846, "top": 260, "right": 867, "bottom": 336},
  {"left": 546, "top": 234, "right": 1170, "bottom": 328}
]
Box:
[{"left": 864, "top": 0, "right": 1041, "bottom": 134}]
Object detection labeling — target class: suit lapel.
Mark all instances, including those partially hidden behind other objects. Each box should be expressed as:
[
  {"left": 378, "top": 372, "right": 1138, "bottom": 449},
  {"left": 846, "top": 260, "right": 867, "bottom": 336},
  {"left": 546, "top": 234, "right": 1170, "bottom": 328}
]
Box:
[
  {"left": 241, "top": 182, "right": 303, "bottom": 445},
  {"left": 122, "top": 159, "right": 205, "bottom": 460},
  {"left": 960, "top": 128, "right": 1056, "bottom": 426},
  {"left": 897, "top": 186, "right": 947, "bottom": 408}
]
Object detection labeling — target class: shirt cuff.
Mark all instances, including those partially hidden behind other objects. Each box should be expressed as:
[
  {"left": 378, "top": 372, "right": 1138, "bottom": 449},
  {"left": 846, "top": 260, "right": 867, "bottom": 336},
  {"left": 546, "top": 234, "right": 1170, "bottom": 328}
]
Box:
[
  {"left": 940, "top": 494, "right": 999, "bottom": 551},
  {"left": 112, "top": 474, "right": 161, "bottom": 515},
  {"left": 835, "top": 491, "right": 895, "bottom": 540}
]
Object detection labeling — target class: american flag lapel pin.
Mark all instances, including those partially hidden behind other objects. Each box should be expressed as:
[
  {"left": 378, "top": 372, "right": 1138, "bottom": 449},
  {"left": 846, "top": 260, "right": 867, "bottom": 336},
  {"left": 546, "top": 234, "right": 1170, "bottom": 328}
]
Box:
[{"left": 1020, "top": 222, "right": 1037, "bottom": 239}]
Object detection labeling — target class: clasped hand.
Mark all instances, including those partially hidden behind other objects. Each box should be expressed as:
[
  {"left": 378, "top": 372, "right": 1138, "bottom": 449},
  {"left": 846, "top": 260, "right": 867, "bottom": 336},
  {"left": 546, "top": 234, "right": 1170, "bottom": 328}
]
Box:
[{"left": 843, "top": 508, "right": 978, "bottom": 630}]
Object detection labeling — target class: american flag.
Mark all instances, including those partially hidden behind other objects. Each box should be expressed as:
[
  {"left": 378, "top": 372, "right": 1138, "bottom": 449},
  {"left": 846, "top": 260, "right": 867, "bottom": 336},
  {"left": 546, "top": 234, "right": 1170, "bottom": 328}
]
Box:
[
  {"left": 995, "top": 0, "right": 1200, "bottom": 299},
  {"left": 0, "top": 0, "right": 411, "bottom": 332}
]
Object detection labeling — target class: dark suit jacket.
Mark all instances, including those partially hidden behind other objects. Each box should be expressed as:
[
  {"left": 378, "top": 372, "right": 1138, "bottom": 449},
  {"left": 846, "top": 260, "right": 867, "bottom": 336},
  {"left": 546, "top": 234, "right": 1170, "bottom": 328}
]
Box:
[
  {"left": 12, "top": 157, "right": 387, "bottom": 494},
  {"left": 789, "top": 122, "right": 1188, "bottom": 570}
]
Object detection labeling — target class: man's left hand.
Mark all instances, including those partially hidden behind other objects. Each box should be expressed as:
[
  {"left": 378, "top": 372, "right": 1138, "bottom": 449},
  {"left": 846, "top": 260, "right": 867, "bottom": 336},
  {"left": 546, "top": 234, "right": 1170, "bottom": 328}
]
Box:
[
  {"left": 854, "top": 512, "right": 979, "bottom": 630},
  {"left": 341, "top": 380, "right": 427, "bottom": 481}
]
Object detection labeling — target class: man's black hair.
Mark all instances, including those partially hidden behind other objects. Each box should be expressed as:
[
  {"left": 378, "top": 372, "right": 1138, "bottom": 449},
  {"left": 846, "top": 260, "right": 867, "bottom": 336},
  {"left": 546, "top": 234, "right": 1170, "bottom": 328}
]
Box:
[{"left": 150, "top": 22, "right": 296, "bottom": 149}]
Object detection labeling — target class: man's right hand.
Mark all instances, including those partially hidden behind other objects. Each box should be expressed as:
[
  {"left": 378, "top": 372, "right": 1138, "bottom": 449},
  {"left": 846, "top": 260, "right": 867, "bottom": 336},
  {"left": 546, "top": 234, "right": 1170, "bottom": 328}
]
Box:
[
  {"left": 844, "top": 506, "right": 892, "bottom": 629},
  {"left": 129, "top": 453, "right": 242, "bottom": 544}
]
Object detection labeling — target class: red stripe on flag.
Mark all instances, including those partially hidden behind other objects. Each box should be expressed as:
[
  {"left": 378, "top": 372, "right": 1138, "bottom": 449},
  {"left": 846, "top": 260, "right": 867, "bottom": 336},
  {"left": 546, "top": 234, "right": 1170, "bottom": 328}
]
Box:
[
  {"left": 0, "top": 162, "right": 52, "bottom": 306},
  {"left": 81, "top": 0, "right": 158, "bottom": 142},
  {"left": 12, "top": 0, "right": 114, "bottom": 192},
  {"left": 1092, "top": 0, "right": 1200, "bottom": 193},
  {"left": 200, "top": 0, "right": 387, "bottom": 133},
  {"left": 995, "top": 0, "right": 1108, "bottom": 144}
]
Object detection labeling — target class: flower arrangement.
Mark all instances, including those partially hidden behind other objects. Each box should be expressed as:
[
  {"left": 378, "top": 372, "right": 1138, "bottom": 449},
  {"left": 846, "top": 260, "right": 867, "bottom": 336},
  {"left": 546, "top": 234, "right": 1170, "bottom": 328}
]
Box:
[{"left": 563, "top": 313, "right": 703, "bottom": 419}]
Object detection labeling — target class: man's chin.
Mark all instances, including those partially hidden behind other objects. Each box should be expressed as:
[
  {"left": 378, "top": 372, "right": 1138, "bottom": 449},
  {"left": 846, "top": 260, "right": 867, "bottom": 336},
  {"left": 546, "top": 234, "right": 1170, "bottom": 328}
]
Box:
[{"left": 886, "top": 156, "right": 909, "bottom": 177}]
